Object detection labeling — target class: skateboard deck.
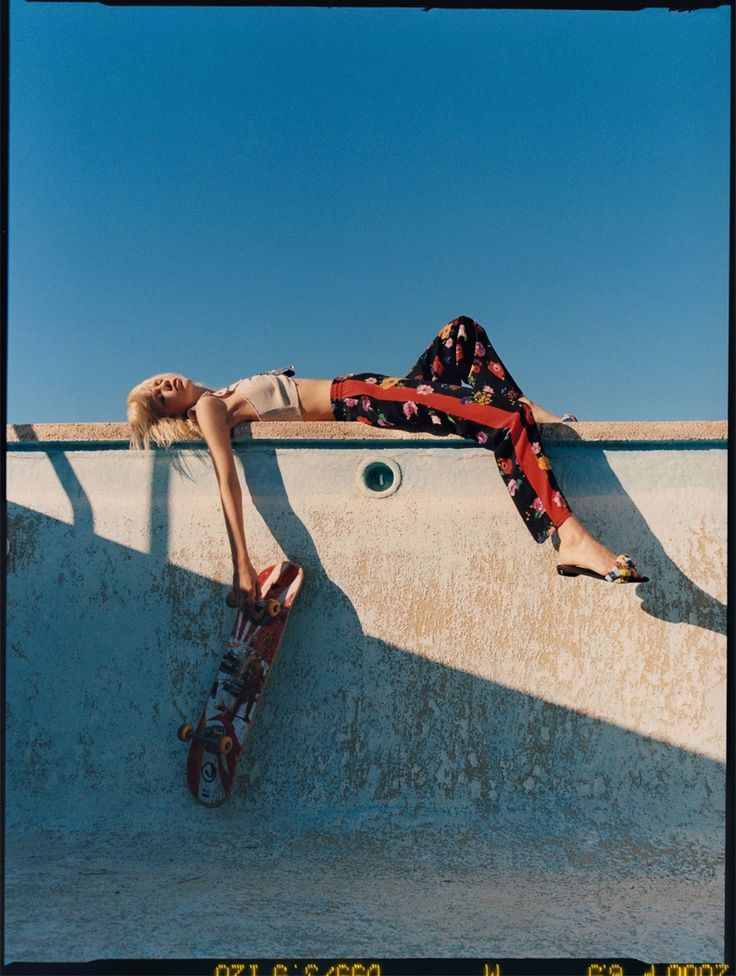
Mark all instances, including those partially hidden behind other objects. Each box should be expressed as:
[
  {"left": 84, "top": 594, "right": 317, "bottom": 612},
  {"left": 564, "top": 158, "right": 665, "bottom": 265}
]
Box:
[{"left": 177, "top": 559, "right": 303, "bottom": 807}]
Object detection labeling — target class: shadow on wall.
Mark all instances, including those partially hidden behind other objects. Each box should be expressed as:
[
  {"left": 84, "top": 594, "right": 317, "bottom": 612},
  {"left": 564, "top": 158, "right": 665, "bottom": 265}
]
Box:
[
  {"left": 544, "top": 427, "right": 725, "bottom": 637},
  {"left": 5, "top": 424, "right": 726, "bottom": 852}
]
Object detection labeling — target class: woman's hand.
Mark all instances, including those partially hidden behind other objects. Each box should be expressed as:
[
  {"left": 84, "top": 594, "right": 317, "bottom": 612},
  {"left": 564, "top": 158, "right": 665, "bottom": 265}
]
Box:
[{"left": 229, "top": 560, "right": 261, "bottom": 612}]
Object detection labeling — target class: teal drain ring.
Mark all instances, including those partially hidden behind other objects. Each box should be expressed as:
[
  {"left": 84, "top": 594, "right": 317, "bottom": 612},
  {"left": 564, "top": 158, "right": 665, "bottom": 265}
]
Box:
[{"left": 358, "top": 458, "right": 402, "bottom": 498}]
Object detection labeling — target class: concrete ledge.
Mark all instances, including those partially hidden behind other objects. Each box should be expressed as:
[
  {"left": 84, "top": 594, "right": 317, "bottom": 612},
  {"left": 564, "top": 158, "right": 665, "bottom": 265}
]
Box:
[{"left": 5, "top": 419, "right": 728, "bottom": 443}]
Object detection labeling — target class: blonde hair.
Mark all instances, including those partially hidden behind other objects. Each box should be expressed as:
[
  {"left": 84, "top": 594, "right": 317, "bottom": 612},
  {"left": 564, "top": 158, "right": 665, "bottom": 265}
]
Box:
[{"left": 126, "top": 379, "right": 201, "bottom": 450}]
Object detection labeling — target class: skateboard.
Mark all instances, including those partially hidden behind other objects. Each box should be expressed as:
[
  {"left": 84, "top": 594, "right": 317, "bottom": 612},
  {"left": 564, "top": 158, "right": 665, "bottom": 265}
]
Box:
[{"left": 177, "top": 559, "right": 304, "bottom": 807}]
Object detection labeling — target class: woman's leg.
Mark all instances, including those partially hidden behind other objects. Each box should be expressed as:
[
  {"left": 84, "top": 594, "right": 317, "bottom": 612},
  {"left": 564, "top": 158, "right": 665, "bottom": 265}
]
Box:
[
  {"left": 404, "top": 315, "right": 523, "bottom": 403},
  {"left": 330, "top": 316, "right": 647, "bottom": 578},
  {"left": 406, "top": 316, "right": 575, "bottom": 539},
  {"left": 330, "top": 370, "right": 572, "bottom": 543},
  {"left": 430, "top": 319, "right": 627, "bottom": 571},
  {"left": 405, "top": 316, "right": 568, "bottom": 424}
]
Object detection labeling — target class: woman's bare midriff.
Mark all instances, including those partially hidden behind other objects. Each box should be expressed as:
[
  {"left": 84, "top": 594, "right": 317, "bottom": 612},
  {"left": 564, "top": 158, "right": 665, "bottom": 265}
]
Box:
[{"left": 293, "top": 378, "right": 335, "bottom": 421}]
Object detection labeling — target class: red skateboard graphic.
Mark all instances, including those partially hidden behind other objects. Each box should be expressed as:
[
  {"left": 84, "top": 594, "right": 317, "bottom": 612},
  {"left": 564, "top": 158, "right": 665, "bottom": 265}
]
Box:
[{"left": 177, "top": 560, "right": 304, "bottom": 807}]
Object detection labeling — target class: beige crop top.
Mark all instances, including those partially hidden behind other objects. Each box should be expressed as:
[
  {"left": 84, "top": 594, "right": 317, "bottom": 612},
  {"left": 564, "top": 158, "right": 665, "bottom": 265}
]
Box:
[{"left": 189, "top": 367, "right": 303, "bottom": 422}]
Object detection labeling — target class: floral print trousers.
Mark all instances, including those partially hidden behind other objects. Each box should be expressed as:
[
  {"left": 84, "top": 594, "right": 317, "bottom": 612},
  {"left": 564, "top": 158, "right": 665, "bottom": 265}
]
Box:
[{"left": 330, "top": 315, "right": 572, "bottom": 542}]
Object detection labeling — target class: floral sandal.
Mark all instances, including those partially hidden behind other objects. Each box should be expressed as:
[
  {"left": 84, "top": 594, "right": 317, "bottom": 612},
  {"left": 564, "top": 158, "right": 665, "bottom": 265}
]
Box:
[{"left": 557, "top": 553, "right": 649, "bottom": 584}]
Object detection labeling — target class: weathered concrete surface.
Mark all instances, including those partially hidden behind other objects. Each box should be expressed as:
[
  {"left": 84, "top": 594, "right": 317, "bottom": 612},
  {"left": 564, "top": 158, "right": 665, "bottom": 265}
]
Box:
[
  {"left": 4, "top": 422, "right": 728, "bottom": 963},
  {"left": 5, "top": 418, "right": 728, "bottom": 442}
]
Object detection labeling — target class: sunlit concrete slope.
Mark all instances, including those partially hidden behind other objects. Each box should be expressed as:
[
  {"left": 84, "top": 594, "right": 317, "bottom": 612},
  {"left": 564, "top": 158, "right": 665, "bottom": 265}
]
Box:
[{"left": 5, "top": 420, "right": 728, "bottom": 962}]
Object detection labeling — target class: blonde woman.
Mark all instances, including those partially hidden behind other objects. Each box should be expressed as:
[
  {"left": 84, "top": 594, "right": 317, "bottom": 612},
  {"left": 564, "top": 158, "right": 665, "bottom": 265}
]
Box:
[{"left": 127, "top": 316, "right": 648, "bottom": 610}]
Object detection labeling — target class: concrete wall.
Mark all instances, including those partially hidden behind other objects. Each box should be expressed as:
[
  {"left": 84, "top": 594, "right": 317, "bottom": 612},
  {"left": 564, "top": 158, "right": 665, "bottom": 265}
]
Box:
[{"left": 4, "top": 420, "right": 728, "bottom": 961}]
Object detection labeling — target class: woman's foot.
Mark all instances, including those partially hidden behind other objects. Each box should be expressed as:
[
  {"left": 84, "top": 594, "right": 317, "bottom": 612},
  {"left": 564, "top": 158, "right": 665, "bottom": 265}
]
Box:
[
  {"left": 519, "top": 397, "right": 571, "bottom": 425},
  {"left": 555, "top": 516, "right": 620, "bottom": 578}
]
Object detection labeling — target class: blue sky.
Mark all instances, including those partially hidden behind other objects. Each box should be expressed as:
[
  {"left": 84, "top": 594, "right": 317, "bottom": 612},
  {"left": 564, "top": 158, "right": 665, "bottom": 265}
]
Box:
[{"left": 8, "top": 2, "right": 730, "bottom": 423}]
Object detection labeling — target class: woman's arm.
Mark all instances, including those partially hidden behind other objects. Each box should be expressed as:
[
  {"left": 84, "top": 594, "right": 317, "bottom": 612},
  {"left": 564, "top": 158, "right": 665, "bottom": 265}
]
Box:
[{"left": 195, "top": 396, "right": 261, "bottom": 610}]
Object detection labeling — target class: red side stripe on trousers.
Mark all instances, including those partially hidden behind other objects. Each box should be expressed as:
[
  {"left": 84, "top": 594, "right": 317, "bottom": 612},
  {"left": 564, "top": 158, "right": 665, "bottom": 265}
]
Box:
[{"left": 335, "top": 377, "right": 567, "bottom": 526}]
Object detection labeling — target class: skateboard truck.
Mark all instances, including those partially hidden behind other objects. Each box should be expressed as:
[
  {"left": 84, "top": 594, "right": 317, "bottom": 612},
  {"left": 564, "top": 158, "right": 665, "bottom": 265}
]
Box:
[
  {"left": 177, "top": 723, "right": 234, "bottom": 756},
  {"left": 225, "top": 592, "right": 280, "bottom": 622}
]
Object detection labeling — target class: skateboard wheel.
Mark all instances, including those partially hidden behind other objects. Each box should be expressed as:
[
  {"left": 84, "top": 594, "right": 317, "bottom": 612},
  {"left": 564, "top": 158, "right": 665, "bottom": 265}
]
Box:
[
  {"left": 219, "top": 735, "right": 233, "bottom": 755},
  {"left": 264, "top": 599, "right": 280, "bottom": 618},
  {"left": 226, "top": 592, "right": 237, "bottom": 608},
  {"left": 177, "top": 723, "right": 193, "bottom": 742}
]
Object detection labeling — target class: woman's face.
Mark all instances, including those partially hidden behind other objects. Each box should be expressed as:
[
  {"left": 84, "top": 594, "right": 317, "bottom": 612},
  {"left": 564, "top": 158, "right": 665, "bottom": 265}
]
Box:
[{"left": 145, "top": 373, "right": 193, "bottom": 418}]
